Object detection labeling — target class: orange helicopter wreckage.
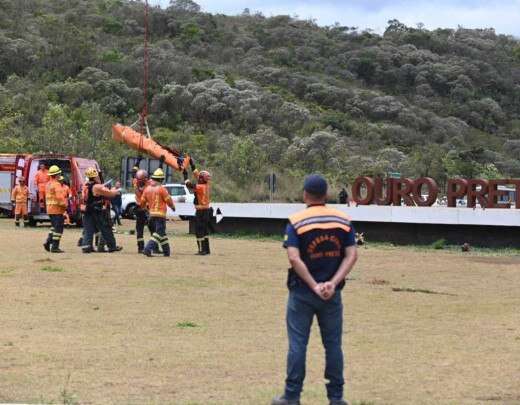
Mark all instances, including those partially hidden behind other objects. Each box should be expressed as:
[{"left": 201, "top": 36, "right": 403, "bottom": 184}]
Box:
[{"left": 111, "top": 123, "right": 192, "bottom": 174}]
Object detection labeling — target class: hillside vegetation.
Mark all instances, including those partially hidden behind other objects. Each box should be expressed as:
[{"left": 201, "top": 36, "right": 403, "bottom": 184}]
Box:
[{"left": 1, "top": 0, "right": 520, "bottom": 200}]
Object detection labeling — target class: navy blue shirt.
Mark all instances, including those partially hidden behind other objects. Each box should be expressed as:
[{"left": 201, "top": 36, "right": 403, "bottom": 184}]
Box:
[{"left": 283, "top": 205, "right": 356, "bottom": 292}]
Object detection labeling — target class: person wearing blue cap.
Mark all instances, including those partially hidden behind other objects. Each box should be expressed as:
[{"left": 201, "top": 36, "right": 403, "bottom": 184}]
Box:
[{"left": 272, "top": 174, "right": 358, "bottom": 405}]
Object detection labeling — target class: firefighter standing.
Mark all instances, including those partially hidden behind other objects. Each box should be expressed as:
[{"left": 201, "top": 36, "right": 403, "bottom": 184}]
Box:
[
  {"left": 185, "top": 168, "right": 212, "bottom": 255},
  {"left": 43, "top": 165, "right": 67, "bottom": 253},
  {"left": 59, "top": 176, "right": 72, "bottom": 225},
  {"left": 77, "top": 182, "right": 102, "bottom": 253},
  {"left": 11, "top": 176, "right": 29, "bottom": 227},
  {"left": 133, "top": 169, "right": 154, "bottom": 253},
  {"left": 34, "top": 163, "right": 49, "bottom": 211},
  {"left": 81, "top": 168, "right": 122, "bottom": 253},
  {"left": 141, "top": 168, "right": 175, "bottom": 257}
]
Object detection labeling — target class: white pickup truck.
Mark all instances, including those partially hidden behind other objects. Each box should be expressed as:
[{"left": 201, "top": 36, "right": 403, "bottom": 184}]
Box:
[{"left": 121, "top": 183, "right": 194, "bottom": 219}]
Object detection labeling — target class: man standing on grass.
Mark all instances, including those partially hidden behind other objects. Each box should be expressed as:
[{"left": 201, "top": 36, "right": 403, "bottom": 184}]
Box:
[
  {"left": 112, "top": 180, "right": 123, "bottom": 226},
  {"left": 272, "top": 174, "right": 358, "bottom": 405},
  {"left": 43, "top": 165, "right": 68, "bottom": 253},
  {"left": 11, "top": 176, "right": 29, "bottom": 227}
]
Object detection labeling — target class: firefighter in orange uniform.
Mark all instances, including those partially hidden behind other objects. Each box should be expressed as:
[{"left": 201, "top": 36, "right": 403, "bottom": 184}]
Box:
[
  {"left": 140, "top": 168, "right": 175, "bottom": 257},
  {"left": 34, "top": 163, "right": 50, "bottom": 211},
  {"left": 133, "top": 169, "right": 154, "bottom": 253},
  {"left": 43, "top": 165, "right": 67, "bottom": 253},
  {"left": 11, "top": 176, "right": 29, "bottom": 227},
  {"left": 81, "top": 167, "right": 122, "bottom": 253},
  {"left": 59, "top": 175, "right": 72, "bottom": 225},
  {"left": 185, "top": 167, "right": 212, "bottom": 255}
]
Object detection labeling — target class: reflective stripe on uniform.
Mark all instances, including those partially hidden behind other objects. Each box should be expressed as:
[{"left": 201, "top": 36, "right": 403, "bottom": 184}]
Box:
[
  {"left": 136, "top": 238, "right": 144, "bottom": 242},
  {"left": 150, "top": 212, "right": 166, "bottom": 218}
]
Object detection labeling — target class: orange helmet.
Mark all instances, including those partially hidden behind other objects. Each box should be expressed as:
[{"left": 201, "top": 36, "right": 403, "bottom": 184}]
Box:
[{"left": 199, "top": 170, "right": 211, "bottom": 183}]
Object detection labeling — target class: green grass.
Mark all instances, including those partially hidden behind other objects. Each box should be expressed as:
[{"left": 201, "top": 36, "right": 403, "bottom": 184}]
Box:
[
  {"left": 176, "top": 321, "right": 199, "bottom": 329},
  {"left": 362, "top": 241, "right": 520, "bottom": 256},
  {"left": 431, "top": 238, "right": 447, "bottom": 250},
  {"left": 59, "top": 373, "right": 79, "bottom": 405},
  {"left": 212, "top": 231, "right": 283, "bottom": 242},
  {"left": 40, "top": 266, "right": 64, "bottom": 273}
]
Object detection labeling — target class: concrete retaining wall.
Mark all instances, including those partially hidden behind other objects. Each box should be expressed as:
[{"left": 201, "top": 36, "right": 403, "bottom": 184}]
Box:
[{"left": 180, "top": 203, "right": 520, "bottom": 248}]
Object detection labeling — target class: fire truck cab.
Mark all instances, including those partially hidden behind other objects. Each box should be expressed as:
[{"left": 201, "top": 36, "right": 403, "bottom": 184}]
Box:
[{"left": 0, "top": 153, "right": 101, "bottom": 225}]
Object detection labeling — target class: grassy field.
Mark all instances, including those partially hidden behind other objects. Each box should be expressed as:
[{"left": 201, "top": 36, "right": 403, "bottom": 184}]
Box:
[{"left": 1, "top": 218, "right": 519, "bottom": 405}]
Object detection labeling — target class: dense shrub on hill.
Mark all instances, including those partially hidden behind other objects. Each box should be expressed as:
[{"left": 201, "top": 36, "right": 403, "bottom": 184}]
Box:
[{"left": 0, "top": 0, "right": 519, "bottom": 200}]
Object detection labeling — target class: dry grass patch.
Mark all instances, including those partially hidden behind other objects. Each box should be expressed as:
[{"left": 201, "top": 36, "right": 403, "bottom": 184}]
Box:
[{"left": 0, "top": 219, "right": 519, "bottom": 404}]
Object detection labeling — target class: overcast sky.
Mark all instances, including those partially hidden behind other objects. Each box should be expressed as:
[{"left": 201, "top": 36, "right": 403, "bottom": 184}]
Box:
[{"left": 156, "top": 0, "right": 520, "bottom": 36}]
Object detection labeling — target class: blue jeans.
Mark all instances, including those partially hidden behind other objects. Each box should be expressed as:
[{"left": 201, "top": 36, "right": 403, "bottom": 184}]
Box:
[
  {"left": 113, "top": 204, "right": 122, "bottom": 225},
  {"left": 144, "top": 217, "right": 170, "bottom": 256},
  {"left": 284, "top": 289, "right": 344, "bottom": 401}
]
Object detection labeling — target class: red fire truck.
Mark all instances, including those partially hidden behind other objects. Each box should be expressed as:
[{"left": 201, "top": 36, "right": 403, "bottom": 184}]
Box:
[{"left": 0, "top": 153, "right": 101, "bottom": 225}]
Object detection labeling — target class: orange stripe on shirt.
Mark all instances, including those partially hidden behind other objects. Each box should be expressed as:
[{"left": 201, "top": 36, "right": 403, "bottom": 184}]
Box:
[
  {"left": 289, "top": 206, "right": 351, "bottom": 224},
  {"left": 295, "top": 222, "right": 351, "bottom": 235}
]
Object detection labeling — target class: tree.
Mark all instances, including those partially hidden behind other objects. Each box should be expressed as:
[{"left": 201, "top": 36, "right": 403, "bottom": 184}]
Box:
[
  {"left": 513, "top": 45, "right": 520, "bottom": 62},
  {"left": 384, "top": 19, "right": 409, "bottom": 37},
  {"left": 0, "top": 35, "right": 35, "bottom": 81},
  {"left": 252, "top": 127, "right": 289, "bottom": 164},
  {"left": 285, "top": 131, "right": 343, "bottom": 174},
  {"left": 225, "top": 138, "right": 267, "bottom": 185},
  {"left": 169, "top": 0, "right": 201, "bottom": 13}
]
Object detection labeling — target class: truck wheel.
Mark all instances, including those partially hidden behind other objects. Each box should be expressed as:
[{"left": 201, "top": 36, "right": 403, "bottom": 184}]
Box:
[{"left": 125, "top": 203, "right": 137, "bottom": 220}]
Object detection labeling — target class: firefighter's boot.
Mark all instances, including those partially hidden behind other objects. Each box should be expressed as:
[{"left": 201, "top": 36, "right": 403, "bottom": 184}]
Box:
[
  {"left": 137, "top": 239, "right": 145, "bottom": 254},
  {"left": 44, "top": 230, "right": 53, "bottom": 252},
  {"left": 203, "top": 238, "right": 210, "bottom": 255},
  {"left": 162, "top": 238, "right": 171, "bottom": 257},
  {"left": 51, "top": 233, "right": 64, "bottom": 253}
]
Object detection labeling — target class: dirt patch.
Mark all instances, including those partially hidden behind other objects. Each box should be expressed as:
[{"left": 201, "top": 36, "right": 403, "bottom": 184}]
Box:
[
  {"left": 33, "top": 258, "right": 54, "bottom": 263},
  {"left": 467, "top": 256, "right": 520, "bottom": 266},
  {"left": 391, "top": 287, "right": 457, "bottom": 296},
  {"left": 367, "top": 278, "right": 389, "bottom": 285}
]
